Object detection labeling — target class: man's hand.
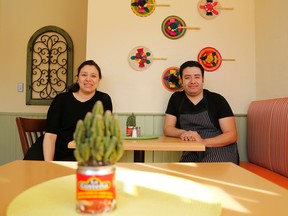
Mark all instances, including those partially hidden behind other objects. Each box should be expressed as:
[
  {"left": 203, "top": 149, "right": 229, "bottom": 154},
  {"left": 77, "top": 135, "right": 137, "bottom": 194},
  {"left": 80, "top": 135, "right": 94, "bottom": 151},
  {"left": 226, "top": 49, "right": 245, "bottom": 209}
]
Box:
[{"left": 180, "top": 130, "right": 203, "bottom": 142}]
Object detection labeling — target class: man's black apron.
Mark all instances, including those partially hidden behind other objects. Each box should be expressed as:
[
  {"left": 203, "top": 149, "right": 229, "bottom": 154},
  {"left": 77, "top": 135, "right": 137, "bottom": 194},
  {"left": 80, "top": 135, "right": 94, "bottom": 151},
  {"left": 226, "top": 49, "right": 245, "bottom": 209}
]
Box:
[{"left": 178, "top": 96, "right": 239, "bottom": 165}]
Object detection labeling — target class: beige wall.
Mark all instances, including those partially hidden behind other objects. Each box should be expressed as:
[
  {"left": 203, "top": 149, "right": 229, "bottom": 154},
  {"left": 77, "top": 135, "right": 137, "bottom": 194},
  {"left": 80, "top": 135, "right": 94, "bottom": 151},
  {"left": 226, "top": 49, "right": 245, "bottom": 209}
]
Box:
[
  {"left": 255, "top": 0, "right": 288, "bottom": 99},
  {"left": 0, "top": 0, "right": 88, "bottom": 113},
  {"left": 3, "top": 0, "right": 280, "bottom": 164},
  {"left": 1, "top": 0, "right": 287, "bottom": 114},
  {"left": 87, "top": 0, "right": 256, "bottom": 114}
]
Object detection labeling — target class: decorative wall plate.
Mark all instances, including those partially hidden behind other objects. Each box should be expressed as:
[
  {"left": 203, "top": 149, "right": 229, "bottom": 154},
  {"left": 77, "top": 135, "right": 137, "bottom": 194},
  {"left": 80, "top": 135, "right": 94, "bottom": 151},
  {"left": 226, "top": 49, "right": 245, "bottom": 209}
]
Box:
[
  {"left": 161, "top": 16, "right": 200, "bottom": 40},
  {"left": 131, "top": 0, "right": 170, "bottom": 17},
  {"left": 131, "top": 0, "right": 156, "bottom": 17},
  {"left": 162, "top": 66, "right": 183, "bottom": 92},
  {"left": 198, "top": 0, "right": 234, "bottom": 20},
  {"left": 197, "top": 47, "right": 222, "bottom": 72},
  {"left": 161, "top": 16, "right": 186, "bottom": 39},
  {"left": 128, "top": 46, "right": 167, "bottom": 71}
]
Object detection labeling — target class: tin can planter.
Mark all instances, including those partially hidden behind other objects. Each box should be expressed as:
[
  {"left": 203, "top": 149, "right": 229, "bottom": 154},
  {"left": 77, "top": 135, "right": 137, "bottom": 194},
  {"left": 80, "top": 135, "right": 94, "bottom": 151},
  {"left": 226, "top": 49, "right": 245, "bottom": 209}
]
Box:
[
  {"left": 126, "top": 126, "right": 134, "bottom": 136},
  {"left": 76, "top": 165, "right": 116, "bottom": 214}
]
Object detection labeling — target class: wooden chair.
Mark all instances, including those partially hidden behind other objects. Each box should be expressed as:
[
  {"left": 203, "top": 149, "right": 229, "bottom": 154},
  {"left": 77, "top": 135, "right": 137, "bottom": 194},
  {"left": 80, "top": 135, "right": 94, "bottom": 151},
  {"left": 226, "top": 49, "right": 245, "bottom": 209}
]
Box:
[{"left": 16, "top": 117, "right": 47, "bottom": 156}]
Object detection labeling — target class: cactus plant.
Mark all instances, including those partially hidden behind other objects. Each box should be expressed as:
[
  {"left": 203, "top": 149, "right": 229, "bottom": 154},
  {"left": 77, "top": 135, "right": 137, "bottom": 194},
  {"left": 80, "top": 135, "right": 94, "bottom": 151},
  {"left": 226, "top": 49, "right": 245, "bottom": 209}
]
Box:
[
  {"left": 126, "top": 113, "right": 136, "bottom": 127},
  {"left": 73, "top": 101, "right": 124, "bottom": 166}
]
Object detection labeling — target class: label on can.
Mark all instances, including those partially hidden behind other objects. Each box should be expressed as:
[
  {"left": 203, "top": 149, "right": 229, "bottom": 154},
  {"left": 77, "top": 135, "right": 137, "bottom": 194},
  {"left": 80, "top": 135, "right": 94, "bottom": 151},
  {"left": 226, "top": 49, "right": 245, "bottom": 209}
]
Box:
[
  {"left": 126, "top": 126, "right": 134, "bottom": 136},
  {"left": 76, "top": 166, "right": 116, "bottom": 214}
]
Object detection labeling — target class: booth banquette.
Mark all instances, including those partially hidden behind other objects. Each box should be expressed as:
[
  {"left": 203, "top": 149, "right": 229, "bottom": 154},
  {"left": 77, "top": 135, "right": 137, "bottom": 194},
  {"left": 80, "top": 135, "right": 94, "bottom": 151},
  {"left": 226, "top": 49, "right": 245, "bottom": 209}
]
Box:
[{"left": 240, "top": 98, "right": 288, "bottom": 189}]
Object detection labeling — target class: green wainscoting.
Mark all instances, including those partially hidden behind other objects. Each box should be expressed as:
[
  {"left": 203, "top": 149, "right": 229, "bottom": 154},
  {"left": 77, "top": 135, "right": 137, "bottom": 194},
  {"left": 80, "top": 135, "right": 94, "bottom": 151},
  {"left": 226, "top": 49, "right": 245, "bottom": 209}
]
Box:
[{"left": 0, "top": 113, "right": 247, "bottom": 166}]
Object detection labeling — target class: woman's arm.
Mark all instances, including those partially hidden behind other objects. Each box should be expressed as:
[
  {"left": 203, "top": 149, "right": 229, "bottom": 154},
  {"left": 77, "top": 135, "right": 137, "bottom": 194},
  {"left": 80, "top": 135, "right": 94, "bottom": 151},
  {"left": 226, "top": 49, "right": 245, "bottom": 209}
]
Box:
[{"left": 43, "top": 132, "right": 57, "bottom": 161}]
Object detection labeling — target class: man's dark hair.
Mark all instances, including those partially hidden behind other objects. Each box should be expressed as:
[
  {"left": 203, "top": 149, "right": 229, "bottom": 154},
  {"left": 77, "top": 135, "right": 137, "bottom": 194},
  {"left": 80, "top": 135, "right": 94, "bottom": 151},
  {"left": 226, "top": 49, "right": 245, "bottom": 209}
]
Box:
[{"left": 179, "top": 60, "right": 205, "bottom": 78}]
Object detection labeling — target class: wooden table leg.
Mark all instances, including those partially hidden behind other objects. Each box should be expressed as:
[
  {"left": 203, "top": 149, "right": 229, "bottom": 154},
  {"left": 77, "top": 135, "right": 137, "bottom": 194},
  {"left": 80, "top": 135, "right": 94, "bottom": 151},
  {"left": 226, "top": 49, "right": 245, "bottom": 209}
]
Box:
[{"left": 134, "top": 150, "right": 145, "bottom": 162}]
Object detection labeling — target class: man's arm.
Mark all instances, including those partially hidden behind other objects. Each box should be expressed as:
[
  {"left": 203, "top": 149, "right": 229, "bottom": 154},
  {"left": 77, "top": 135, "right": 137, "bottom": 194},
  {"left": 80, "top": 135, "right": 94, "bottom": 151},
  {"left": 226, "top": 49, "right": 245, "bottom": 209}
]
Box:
[
  {"left": 163, "top": 113, "right": 237, "bottom": 145},
  {"left": 192, "top": 116, "right": 238, "bottom": 147},
  {"left": 163, "top": 114, "right": 186, "bottom": 138}
]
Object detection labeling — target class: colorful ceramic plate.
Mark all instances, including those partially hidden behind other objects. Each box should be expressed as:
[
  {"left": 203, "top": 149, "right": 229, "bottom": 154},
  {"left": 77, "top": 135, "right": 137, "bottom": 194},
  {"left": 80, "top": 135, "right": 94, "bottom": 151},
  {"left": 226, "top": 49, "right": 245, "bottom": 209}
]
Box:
[
  {"left": 162, "top": 66, "right": 183, "bottom": 92},
  {"left": 161, "top": 15, "right": 186, "bottom": 40},
  {"left": 197, "top": 47, "right": 222, "bottom": 72},
  {"left": 197, "top": 0, "right": 221, "bottom": 20},
  {"left": 131, "top": 0, "right": 156, "bottom": 17},
  {"left": 128, "top": 46, "right": 154, "bottom": 71}
]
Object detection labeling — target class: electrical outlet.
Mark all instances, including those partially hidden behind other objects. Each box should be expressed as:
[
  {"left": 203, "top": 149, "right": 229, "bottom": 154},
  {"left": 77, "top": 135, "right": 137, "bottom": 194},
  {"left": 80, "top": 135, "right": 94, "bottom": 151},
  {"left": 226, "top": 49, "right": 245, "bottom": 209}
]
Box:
[{"left": 17, "top": 83, "right": 24, "bottom": 92}]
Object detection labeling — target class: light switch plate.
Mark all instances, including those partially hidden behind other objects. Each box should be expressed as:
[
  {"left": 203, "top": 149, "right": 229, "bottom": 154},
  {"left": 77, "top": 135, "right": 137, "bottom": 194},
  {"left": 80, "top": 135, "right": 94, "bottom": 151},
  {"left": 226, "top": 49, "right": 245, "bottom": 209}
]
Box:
[{"left": 17, "top": 83, "right": 24, "bottom": 92}]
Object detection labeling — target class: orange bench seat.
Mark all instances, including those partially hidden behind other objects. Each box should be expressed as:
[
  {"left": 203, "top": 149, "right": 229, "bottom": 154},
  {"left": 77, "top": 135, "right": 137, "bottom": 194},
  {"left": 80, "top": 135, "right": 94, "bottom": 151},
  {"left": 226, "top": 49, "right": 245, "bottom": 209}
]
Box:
[{"left": 240, "top": 162, "right": 288, "bottom": 190}]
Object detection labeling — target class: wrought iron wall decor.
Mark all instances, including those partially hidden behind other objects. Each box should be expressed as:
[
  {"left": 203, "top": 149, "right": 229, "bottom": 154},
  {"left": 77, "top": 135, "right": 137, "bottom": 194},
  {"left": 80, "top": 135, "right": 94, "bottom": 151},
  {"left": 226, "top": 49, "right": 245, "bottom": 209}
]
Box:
[{"left": 26, "top": 26, "right": 73, "bottom": 105}]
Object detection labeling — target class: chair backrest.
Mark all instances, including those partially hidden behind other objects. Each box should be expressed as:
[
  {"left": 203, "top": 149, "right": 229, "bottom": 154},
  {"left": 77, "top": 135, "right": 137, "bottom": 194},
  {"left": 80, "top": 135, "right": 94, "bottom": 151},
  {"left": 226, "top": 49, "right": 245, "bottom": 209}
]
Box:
[{"left": 16, "top": 117, "right": 47, "bottom": 156}]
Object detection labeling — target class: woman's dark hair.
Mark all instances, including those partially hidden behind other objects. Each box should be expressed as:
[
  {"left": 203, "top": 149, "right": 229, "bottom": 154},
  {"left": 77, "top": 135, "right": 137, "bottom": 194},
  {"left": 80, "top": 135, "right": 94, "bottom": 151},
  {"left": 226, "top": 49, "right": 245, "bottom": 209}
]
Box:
[
  {"left": 179, "top": 60, "right": 205, "bottom": 78},
  {"left": 68, "top": 60, "right": 102, "bottom": 92}
]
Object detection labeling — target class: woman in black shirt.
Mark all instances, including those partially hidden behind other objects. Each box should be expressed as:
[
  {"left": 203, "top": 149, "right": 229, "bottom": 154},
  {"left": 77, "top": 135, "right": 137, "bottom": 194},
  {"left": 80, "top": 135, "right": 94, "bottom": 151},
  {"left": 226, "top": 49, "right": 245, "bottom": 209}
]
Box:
[{"left": 24, "top": 60, "right": 112, "bottom": 161}]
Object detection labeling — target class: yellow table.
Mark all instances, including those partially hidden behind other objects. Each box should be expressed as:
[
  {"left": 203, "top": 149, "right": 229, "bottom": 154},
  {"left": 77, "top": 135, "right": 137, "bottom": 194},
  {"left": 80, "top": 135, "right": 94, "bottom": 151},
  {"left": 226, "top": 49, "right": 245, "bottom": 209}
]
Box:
[
  {"left": 68, "top": 136, "right": 205, "bottom": 162},
  {"left": 1, "top": 160, "right": 288, "bottom": 215}
]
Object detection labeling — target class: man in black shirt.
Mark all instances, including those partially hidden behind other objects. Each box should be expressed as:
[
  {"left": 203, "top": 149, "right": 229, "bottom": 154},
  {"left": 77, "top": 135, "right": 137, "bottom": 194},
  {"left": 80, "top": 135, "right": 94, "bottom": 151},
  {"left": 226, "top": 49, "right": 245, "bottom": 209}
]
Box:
[{"left": 163, "top": 60, "right": 239, "bottom": 164}]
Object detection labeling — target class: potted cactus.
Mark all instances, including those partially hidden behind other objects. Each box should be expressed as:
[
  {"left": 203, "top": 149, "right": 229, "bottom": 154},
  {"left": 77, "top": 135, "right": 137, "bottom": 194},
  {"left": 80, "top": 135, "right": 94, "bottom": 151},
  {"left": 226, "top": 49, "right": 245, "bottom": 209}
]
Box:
[
  {"left": 126, "top": 113, "right": 136, "bottom": 136},
  {"left": 73, "top": 101, "right": 124, "bottom": 214}
]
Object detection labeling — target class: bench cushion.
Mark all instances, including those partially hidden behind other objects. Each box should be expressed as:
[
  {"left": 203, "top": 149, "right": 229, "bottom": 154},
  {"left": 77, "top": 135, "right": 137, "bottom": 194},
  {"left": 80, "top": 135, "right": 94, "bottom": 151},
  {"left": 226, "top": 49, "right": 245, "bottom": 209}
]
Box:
[{"left": 247, "top": 98, "right": 288, "bottom": 177}]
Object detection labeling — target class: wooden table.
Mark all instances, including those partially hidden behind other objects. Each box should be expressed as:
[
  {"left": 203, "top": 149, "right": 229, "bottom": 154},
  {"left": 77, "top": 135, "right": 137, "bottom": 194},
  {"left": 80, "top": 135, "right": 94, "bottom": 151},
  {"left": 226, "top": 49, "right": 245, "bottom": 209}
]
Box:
[
  {"left": 68, "top": 136, "right": 205, "bottom": 162},
  {"left": 1, "top": 160, "right": 288, "bottom": 216}
]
